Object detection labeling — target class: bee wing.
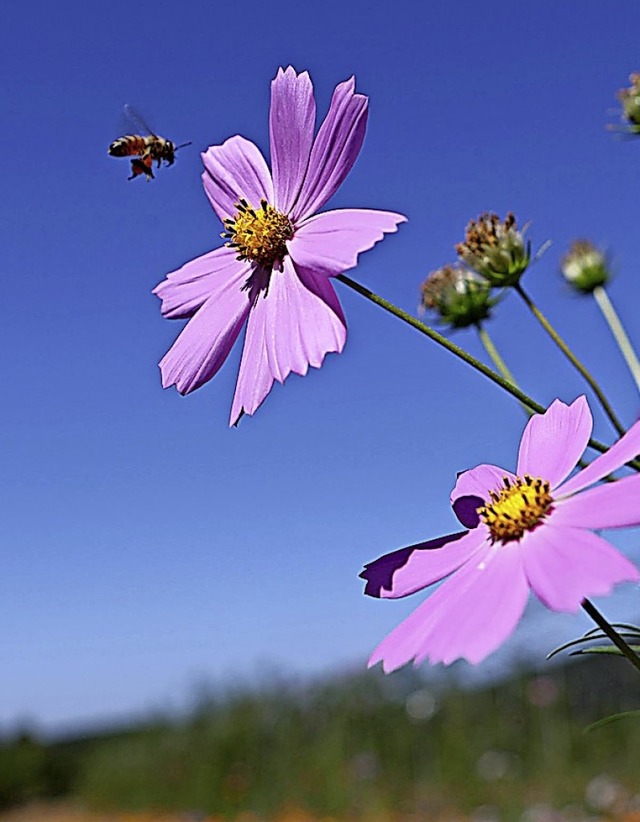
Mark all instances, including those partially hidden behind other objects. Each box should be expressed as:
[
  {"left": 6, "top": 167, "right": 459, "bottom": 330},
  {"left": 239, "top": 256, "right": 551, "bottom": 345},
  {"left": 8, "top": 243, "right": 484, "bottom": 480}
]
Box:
[{"left": 123, "top": 104, "right": 158, "bottom": 138}]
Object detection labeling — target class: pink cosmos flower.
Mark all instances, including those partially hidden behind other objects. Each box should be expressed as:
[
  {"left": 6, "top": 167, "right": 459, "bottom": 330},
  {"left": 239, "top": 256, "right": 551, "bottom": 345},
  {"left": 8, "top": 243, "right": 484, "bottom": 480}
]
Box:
[
  {"left": 154, "top": 66, "right": 406, "bottom": 425},
  {"left": 361, "top": 397, "right": 640, "bottom": 670}
]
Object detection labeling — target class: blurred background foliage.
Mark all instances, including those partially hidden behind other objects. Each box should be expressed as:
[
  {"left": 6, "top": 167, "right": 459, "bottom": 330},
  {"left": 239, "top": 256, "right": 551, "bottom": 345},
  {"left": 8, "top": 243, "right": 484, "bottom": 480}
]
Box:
[{"left": 2, "top": 657, "right": 640, "bottom": 821}]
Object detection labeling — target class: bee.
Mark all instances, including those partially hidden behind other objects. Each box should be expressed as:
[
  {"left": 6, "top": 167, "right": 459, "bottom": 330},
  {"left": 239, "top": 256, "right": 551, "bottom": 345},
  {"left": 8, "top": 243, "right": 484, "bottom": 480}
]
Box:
[{"left": 108, "top": 105, "right": 191, "bottom": 181}]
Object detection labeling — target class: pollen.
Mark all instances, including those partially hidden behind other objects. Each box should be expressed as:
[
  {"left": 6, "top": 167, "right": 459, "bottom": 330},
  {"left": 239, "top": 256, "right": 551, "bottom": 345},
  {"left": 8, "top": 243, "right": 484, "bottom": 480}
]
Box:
[
  {"left": 222, "top": 198, "right": 294, "bottom": 268},
  {"left": 478, "top": 475, "right": 553, "bottom": 544}
]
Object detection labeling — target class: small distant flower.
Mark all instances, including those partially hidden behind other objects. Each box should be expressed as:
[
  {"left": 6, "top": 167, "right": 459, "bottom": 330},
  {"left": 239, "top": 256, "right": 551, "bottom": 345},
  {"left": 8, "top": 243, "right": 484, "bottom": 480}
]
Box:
[
  {"left": 456, "top": 212, "right": 530, "bottom": 287},
  {"left": 154, "top": 67, "right": 406, "bottom": 425},
  {"left": 561, "top": 240, "right": 610, "bottom": 294},
  {"left": 362, "top": 397, "right": 640, "bottom": 669},
  {"left": 616, "top": 73, "right": 640, "bottom": 134},
  {"left": 419, "top": 264, "right": 495, "bottom": 329}
]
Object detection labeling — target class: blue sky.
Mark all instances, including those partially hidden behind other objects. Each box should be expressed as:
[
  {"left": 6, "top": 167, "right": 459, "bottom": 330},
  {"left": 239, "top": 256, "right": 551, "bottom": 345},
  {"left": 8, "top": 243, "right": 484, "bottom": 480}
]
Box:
[{"left": 3, "top": 0, "right": 640, "bottom": 733}]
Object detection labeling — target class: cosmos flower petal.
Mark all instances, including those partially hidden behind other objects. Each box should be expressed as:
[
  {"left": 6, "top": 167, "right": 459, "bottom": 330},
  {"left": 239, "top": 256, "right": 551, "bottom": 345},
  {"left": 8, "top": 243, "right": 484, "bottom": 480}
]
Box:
[
  {"left": 368, "top": 543, "right": 529, "bottom": 671},
  {"left": 158, "top": 278, "right": 252, "bottom": 395},
  {"left": 292, "top": 77, "right": 368, "bottom": 222},
  {"left": 517, "top": 396, "right": 592, "bottom": 486},
  {"left": 229, "top": 295, "right": 274, "bottom": 427},
  {"left": 294, "top": 260, "right": 348, "bottom": 329},
  {"left": 288, "top": 209, "right": 407, "bottom": 278},
  {"left": 229, "top": 257, "right": 346, "bottom": 425},
  {"left": 523, "top": 524, "right": 640, "bottom": 612},
  {"left": 269, "top": 67, "right": 316, "bottom": 214},
  {"left": 156, "top": 71, "right": 406, "bottom": 423},
  {"left": 450, "top": 464, "right": 516, "bottom": 528},
  {"left": 153, "top": 247, "right": 250, "bottom": 320},
  {"left": 360, "top": 528, "right": 485, "bottom": 599},
  {"left": 556, "top": 417, "right": 640, "bottom": 497},
  {"left": 202, "top": 136, "right": 275, "bottom": 224},
  {"left": 367, "top": 584, "right": 456, "bottom": 674},
  {"left": 413, "top": 544, "right": 529, "bottom": 666},
  {"left": 368, "top": 590, "right": 443, "bottom": 674},
  {"left": 367, "top": 396, "right": 640, "bottom": 670},
  {"left": 261, "top": 257, "right": 347, "bottom": 380},
  {"left": 552, "top": 473, "right": 640, "bottom": 530}
]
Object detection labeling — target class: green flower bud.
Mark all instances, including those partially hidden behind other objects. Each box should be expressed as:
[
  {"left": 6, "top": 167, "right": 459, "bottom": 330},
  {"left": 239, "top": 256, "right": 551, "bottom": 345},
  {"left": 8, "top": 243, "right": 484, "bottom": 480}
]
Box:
[
  {"left": 456, "top": 212, "right": 530, "bottom": 287},
  {"left": 560, "top": 240, "right": 610, "bottom": 294},
  {"left": 419, "top": 264, "right": 496, "bottom": 329},
  {"left": 617, "top": 73, "right": 640, "bottom": 133}
]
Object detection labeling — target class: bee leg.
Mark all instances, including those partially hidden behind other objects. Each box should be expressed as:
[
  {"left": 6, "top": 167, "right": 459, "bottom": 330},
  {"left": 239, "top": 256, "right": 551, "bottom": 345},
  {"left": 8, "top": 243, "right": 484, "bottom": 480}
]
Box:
[{"left": 128, "top": 158, "right": 155, "bottom": 180}]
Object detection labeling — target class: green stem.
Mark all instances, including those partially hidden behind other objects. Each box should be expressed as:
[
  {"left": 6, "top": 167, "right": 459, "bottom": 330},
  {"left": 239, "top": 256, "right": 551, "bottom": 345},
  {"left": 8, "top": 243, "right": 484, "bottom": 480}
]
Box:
[
  {"left": 476, "top": 324, "right": 612, "bottom": 476},
  {"left": 476, "top": 324, "right": 518, "bottom": 385},
  {"left": 336, "top": 274, "right": 640, "bottom": 471},
  {"left": 515, "top": 284, "right": 625, "bottom": 436},
  {"left": 476, "top": 323, "right": 533, "bottom": 417},
  {"left": 592, "top": 285, "right": 640, "bottom": 393},
  {"left": 581, "top": 599, "right": 640, "bottom": 675}
]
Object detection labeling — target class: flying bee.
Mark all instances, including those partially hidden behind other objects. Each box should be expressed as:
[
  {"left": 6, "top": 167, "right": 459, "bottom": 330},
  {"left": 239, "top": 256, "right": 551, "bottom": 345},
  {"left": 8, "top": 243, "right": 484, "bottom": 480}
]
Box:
[{"left": 108, "top": 104, "right": 191, "bottom": 180}]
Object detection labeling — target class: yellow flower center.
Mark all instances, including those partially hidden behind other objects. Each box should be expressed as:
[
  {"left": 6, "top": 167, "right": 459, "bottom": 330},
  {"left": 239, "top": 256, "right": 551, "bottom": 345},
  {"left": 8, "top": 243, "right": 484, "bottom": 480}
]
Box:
[
  {"left": 223, "top": 198, "right": 294, "bottom": 268},
  {"left": 478, "top": 475, "right": 553, "bottom": 544}
]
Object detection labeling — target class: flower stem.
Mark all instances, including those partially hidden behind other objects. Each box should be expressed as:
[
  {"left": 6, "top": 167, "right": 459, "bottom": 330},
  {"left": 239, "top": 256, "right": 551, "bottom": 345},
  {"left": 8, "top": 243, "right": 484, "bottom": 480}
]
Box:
[
  {"left": 336, "top": 274, "right": 640, "bottom": 470},
  {"left": 581, "top": 598, "right": 640, "bottom": 675},
  {"left": 515, "top": 284, "right": 625, "bottom": 436},
  {"left": 475, "top": 325, "right": 612, "bottom": 475},
  {"left": 476, "top": 323, "right": 533, "bottom": 417},
  {"left": 592, "top": 285, "right": 640, "bottom": 393}
]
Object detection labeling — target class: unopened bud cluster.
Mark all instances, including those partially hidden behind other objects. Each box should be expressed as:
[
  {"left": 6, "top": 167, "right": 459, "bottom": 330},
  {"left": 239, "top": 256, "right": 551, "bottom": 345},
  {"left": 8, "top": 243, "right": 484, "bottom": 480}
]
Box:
[
  {"left": 561, "top": 240, "right": 610, "bottom": 294},
  {"left": 617, "top": 73, "right": 640, "bottom": 133},
  {"left": 456, "top": 212, "right": 530, "bottom": 287},
  {"left": 420, "top": 264, "right": 494, "bottom": 329}
]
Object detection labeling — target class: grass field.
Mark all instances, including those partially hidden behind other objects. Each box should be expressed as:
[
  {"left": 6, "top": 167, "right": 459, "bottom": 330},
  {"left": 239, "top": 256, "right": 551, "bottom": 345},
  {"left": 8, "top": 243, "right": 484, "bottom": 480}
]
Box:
[
  {"left": 4, "top": 660, "right": 640, "bottom": 821},
  {"left": 3, "top": 803, "right": 640, "bottom": 822}
]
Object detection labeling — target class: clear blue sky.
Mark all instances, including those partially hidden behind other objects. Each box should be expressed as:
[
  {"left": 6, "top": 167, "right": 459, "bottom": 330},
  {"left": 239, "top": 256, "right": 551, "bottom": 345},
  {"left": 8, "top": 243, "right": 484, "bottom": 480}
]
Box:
[{"left": 3, "top": 0, "right": 640, "bottom": 734}]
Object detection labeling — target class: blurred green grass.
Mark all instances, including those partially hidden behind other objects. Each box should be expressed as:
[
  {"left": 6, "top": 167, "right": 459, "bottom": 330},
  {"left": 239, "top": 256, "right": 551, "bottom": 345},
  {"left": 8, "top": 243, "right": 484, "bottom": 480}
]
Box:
[{"left": 3, "top": 656, "right": 640, "bottom": 821}]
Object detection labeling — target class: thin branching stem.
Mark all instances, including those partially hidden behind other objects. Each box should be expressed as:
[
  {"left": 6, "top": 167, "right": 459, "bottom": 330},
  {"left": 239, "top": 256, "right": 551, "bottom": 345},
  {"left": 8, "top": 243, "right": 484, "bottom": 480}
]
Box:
[
  {"left": 336, "top": 274, "right": 640, "bottom": 471},
  {"left": 476, "top": 323, "right": 533, "bottom": 417},
  {"left": 515, "top": 284, "right": 625, "bottom": 436},
  {"left": 592, "top": 285, "right": 640, "bottom": 393}
]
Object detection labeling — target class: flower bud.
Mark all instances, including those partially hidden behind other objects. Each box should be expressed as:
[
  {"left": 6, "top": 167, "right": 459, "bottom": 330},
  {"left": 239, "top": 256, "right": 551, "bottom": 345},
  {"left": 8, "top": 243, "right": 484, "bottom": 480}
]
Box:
[
  {"left": 560, "top": 240, "right": 610, "bottom": 293},
  {"left": 455, "top": 212, "right": 530, "bottom": 287},
  {"left": 419, "top": 264, "right": 495, "bottom": 329},
  {"left": 617, "top": 73, "right": 640, "bottom": 133}
]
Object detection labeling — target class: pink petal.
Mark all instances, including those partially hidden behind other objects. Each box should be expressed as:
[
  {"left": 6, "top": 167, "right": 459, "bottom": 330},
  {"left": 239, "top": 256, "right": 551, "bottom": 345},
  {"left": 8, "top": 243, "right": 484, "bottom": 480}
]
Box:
[
  {"left": 556, "top": 417, "right": 640, "bottom": 497},
  {"left": 153, "top": 247, "right": 249, "bottom": 320},
  {"left": 295, "top": 261, "right": 347, "bottom": 330},
  {"left": 368, "top": 589, "right": 448, "bottom": 674},
  {"left": 291, "top": 77, "right": 368, "bottom": 222},
  {"left": 551, "top": 472, "right": 640, "bottom": 530},
  {"left": 516, "top": 396, "right": 592, "bottom": 487},
  {"left": 269, "top": 67, "right": 316, "bottom": 214},
  {"left": 369, "top": 542, "right": 529, "bottom": 671},
  {"left": 158, "top": 266, "right": 252, "bottom": 395},
  {"left": 361, "top": 528, "right": 485, "bottom": 599},
  {"left": 201, "top": 136, "right": 274, "bottom": 224},
  {"left": 522, "top": 523, "right": 639, "bottom": 612},
  {"left": 413, "top": 544, "right": 529, "bottom": 666},
  {"left": 288, "top": 209, "right": 406, "bottom": 278},
  {"left": 229, "top": 257, "right": 346, "bottom": 425},
  {"left": 450, "top": 464, "right": 516, "bottom": 519}
]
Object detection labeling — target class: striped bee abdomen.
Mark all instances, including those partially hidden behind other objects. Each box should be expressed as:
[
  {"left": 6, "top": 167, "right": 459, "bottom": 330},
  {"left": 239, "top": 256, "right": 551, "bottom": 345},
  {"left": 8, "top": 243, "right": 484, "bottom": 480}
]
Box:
[{"left": 108, "top": 135, "right": 150, "bottom": 157}]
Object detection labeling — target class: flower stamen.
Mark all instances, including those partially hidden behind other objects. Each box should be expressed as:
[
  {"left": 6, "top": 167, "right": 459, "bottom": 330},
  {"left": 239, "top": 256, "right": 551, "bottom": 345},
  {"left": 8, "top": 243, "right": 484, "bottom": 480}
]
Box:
[
  {"left": 479, "top": 474, "right": 553, "bottom": 544},
  {"left": 222, "top": 198, "right": 294, "bottom": 268}
]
